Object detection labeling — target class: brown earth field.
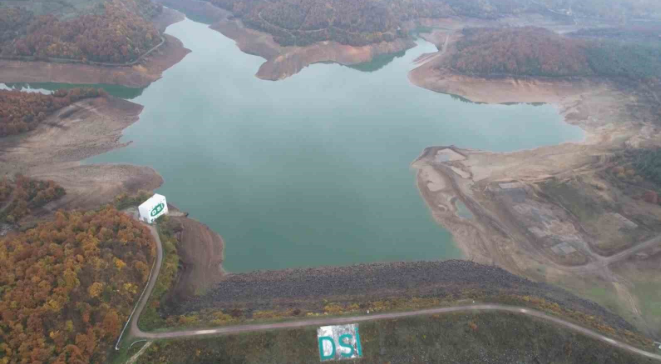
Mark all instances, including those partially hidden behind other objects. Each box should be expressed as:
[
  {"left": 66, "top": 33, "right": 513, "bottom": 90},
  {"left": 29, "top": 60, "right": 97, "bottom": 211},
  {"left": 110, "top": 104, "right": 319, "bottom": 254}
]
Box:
[
  {"left": 0, "top": 96, "right": 162, "bottom": 212},
  {"left": 167, "top": 214, "right": 226, "bottom": 298},
  {"left": 0, "top": 8, "right": 189, "bottom": 88},
  {"left": 155, "top": 0, "right": 416, "bottom": 81},
  {"left": 408, "top": 31, "right": 661, "bottom": 339}
]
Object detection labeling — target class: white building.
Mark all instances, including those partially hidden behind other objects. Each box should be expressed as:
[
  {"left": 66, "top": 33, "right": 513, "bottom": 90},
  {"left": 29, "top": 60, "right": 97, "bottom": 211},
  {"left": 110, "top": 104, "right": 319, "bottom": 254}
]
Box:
[{"left": 138, "top": 194, "right": 168, "bottom": 224}]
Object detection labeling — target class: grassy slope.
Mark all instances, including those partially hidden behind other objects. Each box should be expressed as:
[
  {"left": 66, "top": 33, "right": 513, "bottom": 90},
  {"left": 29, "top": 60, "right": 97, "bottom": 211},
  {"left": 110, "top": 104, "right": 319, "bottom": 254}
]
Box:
[{"left": 136, "top": 312, "right": 656, "bottom": 364}]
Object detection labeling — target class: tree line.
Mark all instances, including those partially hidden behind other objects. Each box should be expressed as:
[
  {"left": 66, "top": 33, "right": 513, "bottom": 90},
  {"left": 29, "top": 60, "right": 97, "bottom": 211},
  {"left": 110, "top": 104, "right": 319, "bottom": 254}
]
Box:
[
  {"left": 0, "top": 206, "right": 155, "bottom": 363},
  {"left": 204, "top": 0, "right": 546, "bottom": 47},
  {"left": 448, "top": 27, "right": 661, "bottom": 80},
  {"left": 0, "top": 88, "right": 106, "bottom": 137},
  {"left": 0, "top": 175, "right": 66, "bottom": 224},
  {"left": 450, "top": 27, "right": 593, "bottom": 77},
  {"left": 632, "top": 148, "right": 661, "bottom": 188},
  {"left": 203, "top": 0, "right": 661, "bottom": 47},
  {"left": 0, "top": 0, "right": 162, "bottom": 63},
  {"left": 537, "top": 0, "right": 661, "bottom": 21}
]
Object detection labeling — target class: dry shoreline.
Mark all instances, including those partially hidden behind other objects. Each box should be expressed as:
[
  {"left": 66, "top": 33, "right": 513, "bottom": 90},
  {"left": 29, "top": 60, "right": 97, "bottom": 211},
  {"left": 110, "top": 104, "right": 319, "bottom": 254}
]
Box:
[
  {"left": 408, "top": 35, "right": 661, "bottom": 338},
  {"left": 169, "top": 215, "right": 226, "bottom": 298},
  {"left": 156, "top": 0, "right": 416, "bottom": 80},
  {"left": 0, "top": 9, "right": 191, "bottom": 208},
  {"left": 0, "top": 8, "right": 189, "bottom": 88},
  {"left": 0, "top": 97, "right": 163, "bottom": 211}
]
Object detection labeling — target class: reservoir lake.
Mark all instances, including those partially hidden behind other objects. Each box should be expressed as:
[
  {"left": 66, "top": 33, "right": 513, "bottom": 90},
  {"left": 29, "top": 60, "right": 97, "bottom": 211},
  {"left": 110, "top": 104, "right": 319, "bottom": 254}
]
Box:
[{"left": 4, "top": 16, "right": 584, "bottom": 272}]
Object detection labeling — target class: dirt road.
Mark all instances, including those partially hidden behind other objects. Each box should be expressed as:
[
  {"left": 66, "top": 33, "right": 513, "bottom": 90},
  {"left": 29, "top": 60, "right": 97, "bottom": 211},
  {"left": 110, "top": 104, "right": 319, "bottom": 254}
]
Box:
[
  {"left": 133, "top": 303, "right": 661, "bottom": 361},
  {"left": 116, "top": 224, "right": 164, "bottom": 350},
  {"left": 120, "top": 223, "right": 661, "bottom": 362}
]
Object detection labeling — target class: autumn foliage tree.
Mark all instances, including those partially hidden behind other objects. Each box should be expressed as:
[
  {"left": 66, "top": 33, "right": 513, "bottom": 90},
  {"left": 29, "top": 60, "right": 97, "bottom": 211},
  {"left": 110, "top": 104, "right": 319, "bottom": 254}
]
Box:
[
  {"left": 0, "top": 88, "right": 105, "bottom": 137},
  {"left": 0, "top": 175, "right": 66, "bottom": 224},
  {"left": 448, "top": 27, "right": 661, "bottom": 80},
  {"left": 632, "top": 148, "right": 661, "bottom": 188},
  {"left": 0, "top": 0, "right": 161, "bottom": 63},
  {"left": 0, "top": 7, "right": 33, "bottom": 55},
  {"left": 201, "top": 0, "right": 661, "bottom": 47},
  {"left": 0, "top": 207, "right": 155, "bottom": 363},
  {"left": 450, "top": 27, "right": 594, "bottom": 77},
  {"left": 204, "top": 0, "right": 543, "bottom": 47}
]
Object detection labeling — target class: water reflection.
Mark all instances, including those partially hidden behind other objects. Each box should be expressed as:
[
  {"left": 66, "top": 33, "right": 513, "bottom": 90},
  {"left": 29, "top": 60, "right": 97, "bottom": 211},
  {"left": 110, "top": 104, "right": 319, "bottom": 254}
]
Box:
[{"left": 346, "top": 50, "right": 407, "bottom": 73}]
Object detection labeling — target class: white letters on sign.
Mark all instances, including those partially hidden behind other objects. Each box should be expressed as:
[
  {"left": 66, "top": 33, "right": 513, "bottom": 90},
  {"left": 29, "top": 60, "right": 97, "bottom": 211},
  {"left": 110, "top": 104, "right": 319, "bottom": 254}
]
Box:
[{"left": 317, "top": 324, "right": 363, "bottom": 361}]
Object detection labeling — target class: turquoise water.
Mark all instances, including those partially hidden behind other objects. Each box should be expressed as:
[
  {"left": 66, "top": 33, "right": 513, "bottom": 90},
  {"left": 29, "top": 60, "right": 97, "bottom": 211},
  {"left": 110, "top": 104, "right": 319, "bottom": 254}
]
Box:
[{"left": 5, "top": 17, "right": 584, "bottom": 272}]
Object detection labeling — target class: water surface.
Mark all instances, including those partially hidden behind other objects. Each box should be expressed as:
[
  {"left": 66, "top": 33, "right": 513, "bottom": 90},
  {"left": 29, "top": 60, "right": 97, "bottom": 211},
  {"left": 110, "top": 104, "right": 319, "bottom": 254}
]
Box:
[{"left": 5, "top": 17, "right": 584, "bottom": 272}]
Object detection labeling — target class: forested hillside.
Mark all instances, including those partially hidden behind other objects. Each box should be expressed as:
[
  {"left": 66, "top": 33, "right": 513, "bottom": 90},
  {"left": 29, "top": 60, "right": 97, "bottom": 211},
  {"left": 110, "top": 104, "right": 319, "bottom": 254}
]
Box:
[
  {"left": 632, "top": 148, "right": 661, "bottom": 187},
  {"left": 0, "top": 207, "right": 155, "bottom": 363},
  {"left": 448, "top": 27, "right": 661, "bottom": 80},
  {"left": 0, "top": 8, "right": 33, "bottom": 49},
  {"left": 202, "top": 0, "right": 661, "bottom": 47},
  {"left": 205, "top": 0, "right": 560, "bottom": 46},
  {"left": 451, "top": 27, "right": 592, "bottom": 77},
  {"left": 537, "top": 0, "right": 661, "bottom": 21},
  {"left": 204, "top": 0, "right": 540, "bottom": 46},
  {"left": 585, "top": 41, "right": 661, "bottom": 79},
  {"left": 0, "top": 175, "right": 66, "bottom": 224},
  {"left": 0, "top": 0, "right": 162, "bottom": 63},
  {"left": 209, "top": 0, "right": 404, "bottom": 46},
  {"left": 3, "top": 0, "right": 660, "bottom": 50},
  {"left": 0, "top": 88, "right": 105, "bottom": 137}
]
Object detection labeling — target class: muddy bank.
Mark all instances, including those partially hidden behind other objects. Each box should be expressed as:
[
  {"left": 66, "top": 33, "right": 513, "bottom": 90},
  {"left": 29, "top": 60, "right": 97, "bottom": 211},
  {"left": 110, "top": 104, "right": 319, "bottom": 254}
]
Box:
[
  {"left": 169, "top": 215, "right": 225, "bottom": 298},
  {"left": 254, "top": 37, "right": 415, "bottom": 81},
  {"left": 0, "top": 9, "right": 190, "bottom": 88},
  {"left": 410, "top": 64, "right": 604, "bottom": 105},
  {"left": 413, "top": 143, "right": 661, "bottom": 338},
  {"left": 156, "top": 0, "right": 415, "bottom": 80},
  {"left": 0, "top": 97, "right": 162, "bottom": 210}
]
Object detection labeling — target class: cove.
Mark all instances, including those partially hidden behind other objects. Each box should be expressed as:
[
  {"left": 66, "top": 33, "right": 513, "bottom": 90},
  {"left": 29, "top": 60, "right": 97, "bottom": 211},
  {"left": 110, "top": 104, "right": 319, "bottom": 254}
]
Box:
[{"left": 8, "top": 17, "right": 584, "bottom": 273}]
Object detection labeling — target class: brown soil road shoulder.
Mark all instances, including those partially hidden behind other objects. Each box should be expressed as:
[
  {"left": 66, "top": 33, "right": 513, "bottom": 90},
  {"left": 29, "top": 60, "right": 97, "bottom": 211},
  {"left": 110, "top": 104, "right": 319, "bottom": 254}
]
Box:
[{"left": 169, "top": 216, "right": 225, "bottom": 298}]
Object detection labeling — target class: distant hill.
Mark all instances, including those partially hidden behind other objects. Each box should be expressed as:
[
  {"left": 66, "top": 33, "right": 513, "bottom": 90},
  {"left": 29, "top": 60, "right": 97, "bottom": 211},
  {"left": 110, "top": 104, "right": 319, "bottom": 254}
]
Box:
[
  {"left": 197, "top": 0, "right": 661, "bottom": 47},
  {"left": 0, "top": 0, "right": 162, "bottom": 63},
  {"left": 447, "top": 26, "right": 661, "bottom": 80},
  {"left": 451, "top": 27, "right": 592, "bottom": 77}
]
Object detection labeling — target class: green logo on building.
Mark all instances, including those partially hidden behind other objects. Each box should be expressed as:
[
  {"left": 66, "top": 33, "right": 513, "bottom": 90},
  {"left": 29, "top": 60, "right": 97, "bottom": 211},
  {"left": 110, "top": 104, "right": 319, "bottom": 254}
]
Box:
[{"left": 150, "top": 203, "right": 164, "bottom": 217}]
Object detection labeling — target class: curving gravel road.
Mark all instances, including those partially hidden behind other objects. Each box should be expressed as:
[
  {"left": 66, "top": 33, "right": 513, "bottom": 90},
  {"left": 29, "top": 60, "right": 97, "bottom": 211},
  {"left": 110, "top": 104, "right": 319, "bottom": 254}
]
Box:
[
  {"left": 116, "top": 224, "right": 164, "bottom": 350},
  {"left": 120, "top": 222, "right": 661, "bottom": 362}
]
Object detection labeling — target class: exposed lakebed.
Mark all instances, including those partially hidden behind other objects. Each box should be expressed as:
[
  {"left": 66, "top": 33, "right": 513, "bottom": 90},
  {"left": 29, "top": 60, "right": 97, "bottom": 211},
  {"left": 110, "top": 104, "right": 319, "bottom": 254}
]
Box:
[{"left": 5, "top": 17, "right": 584, "bottom": 272}]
